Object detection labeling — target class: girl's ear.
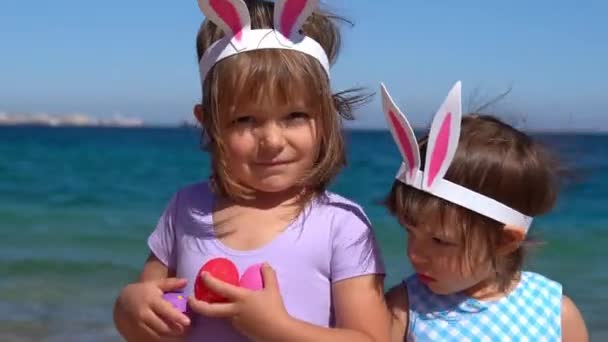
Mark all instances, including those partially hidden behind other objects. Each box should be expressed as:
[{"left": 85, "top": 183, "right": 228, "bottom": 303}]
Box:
[
  {"left": 497, "top": 225, "right": 526, "bottom": 256},
  {"left": 193, "top": 104, "right": 205, "bottom": 125}
]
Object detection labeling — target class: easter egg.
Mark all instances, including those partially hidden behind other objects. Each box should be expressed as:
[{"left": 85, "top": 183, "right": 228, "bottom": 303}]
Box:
[
  {"left": 239, "top": 263, "right": 264, "bottom": 291},
  {"left": 162, "top": 292, "right": 188, "bottom": 313},
  {"left": 194, "top": 257, "right": 239, "bottom": 303}
]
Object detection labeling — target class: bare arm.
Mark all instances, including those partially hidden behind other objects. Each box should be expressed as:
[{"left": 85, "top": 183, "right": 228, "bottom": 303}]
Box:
[
  {"left": 113, "top": 253, "right": 186, "bottom": 342},
  {"left": 385, "top": 285, "right": 408, "bottom": 342},
  {"left": 139, "top": 253, "right": 171, "bottom": 281},
  {"left": 561, "top": 295, "right": 588, "bottom": 342},
  {"left": 270, "top": 274, "right": 391, "bottom": 342}
]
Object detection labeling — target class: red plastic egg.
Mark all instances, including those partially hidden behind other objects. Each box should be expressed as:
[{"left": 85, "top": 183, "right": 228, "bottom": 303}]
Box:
[{"left": 194, "top": 257, "right": 239, "bottom": 303}]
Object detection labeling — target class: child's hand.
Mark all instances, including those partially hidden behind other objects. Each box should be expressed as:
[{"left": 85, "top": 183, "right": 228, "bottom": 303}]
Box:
[
  {"left": 187, "top": 263, "right": 290, "bottom": 340},
  {"left": 116, "top": 278, "right": 191, "bottom": 339}
]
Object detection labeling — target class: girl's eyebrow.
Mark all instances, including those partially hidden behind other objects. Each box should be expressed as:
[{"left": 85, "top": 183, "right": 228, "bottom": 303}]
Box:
[{"left": 431, "top": 226, "right": 461, "bottom": 242}]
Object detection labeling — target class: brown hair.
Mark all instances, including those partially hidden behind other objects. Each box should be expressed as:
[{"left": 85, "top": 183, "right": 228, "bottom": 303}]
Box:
[
  {"left": 385, "top": 115, "right": 560, "bottom": 291},
  {"left": 195, "top": 0, "right": 368, "bottom": 201}
]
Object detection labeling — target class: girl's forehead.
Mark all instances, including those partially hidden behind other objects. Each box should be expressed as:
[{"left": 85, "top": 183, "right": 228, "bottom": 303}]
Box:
[
  {"left": 405, "top": 215, "right": 462, "bottom": 239},
  {"left": 237, "top": 80, "right": 315, "bottom": 104},
  {"left": 226, "top": 83, "right": 318, "bottom": 118},
  {"left": 234, "top": 98, "right": 313, "bottom": 114}
]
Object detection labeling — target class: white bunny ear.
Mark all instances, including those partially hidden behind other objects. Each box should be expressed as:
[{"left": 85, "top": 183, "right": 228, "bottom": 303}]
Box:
[
  {"left": 274, "top": 0, "right": 318, "bottom": 40},
  {"left": 381, "top": 83, "right": 421, "bottom": 185},
  {"left": 198, "top": 0, "right": 251, "bottom": 44},
  {"left": 423, "top": 81, "right": 462, "bottom": 191}
]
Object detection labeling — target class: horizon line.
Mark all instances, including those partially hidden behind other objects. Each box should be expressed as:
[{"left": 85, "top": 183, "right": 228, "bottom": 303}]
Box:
[{"left": 1, "top": 123, "right": 607, "bottom": 135}]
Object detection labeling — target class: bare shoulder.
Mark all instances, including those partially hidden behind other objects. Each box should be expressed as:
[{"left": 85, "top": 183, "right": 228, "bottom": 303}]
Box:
[
  {"left": 385, "top": 284, "right": 408, "bottom": 341},
  {"left": 561, "top": 295, "right": 589, "bottom": 342}
]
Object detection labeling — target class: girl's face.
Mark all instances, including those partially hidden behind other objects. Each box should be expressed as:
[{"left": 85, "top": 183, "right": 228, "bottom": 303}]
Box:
[
  {"left": 404, "top": 221, "right": 494, "bottom": 295},
  {"left": 220, "top": 97, "right": 319, "bottom": 195}
]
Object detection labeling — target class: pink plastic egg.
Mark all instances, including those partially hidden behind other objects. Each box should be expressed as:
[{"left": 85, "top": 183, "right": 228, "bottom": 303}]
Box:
[{"left": 239, "top": 263, "right": 264, "bottom": 291}]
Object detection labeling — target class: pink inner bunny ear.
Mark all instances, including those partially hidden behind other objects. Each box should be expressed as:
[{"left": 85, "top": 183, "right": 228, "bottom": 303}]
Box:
[
  {"left": 424, "top": 81, "right": 462, "bottom": 189},
  {"left": 388, "top": 111, "right": 416, "bottom": 178},
  {"left": 210, "top": 0, "right": 244, "bottom": 40},
  {"left": 426, "top": 113, "right": 452, "bottom": 187},
  {"left": 274, "top": 0, "right": 317, "bottom": 39},
  {"left": 199, "top": 0, "right": 251, "bottom": 41},
  {"left": 381, "top": 84, "right": 420, "bottom": 182}
]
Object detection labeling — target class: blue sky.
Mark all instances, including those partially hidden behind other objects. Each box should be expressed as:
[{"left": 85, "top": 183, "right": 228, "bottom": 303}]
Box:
[{"left": 1, "top": 0, "right": 606, "bottom": 130}]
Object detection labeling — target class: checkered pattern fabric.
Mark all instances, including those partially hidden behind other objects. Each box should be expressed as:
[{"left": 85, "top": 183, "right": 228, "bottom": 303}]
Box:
[{"left": 405, "top": 271, "right": 562, "bottom": 341}]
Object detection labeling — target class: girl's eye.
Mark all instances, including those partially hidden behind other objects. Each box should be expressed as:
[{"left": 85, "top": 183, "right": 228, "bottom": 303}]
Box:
[
  {"left": 432, "top": 237, "right": 457, "bottom": 246},
  {"left": 285, "top": 112, "right": 310, "bottom": 122},
  {"left": 232, "top": 116, "right": 255, "bottom": 126}
]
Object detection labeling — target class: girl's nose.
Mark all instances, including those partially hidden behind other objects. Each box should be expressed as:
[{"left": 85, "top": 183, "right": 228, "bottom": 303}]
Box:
[
  {"left": 258, "top": 122, "right": 285, "bottom": 152},
  {"left": 407, "top": 239, "right": 429, "bottom": 265}
]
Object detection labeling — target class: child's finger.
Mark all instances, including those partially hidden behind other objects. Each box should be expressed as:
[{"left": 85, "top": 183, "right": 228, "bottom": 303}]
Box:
[
  {"left": 201, "top": 272, "right": 247, "bottom": 300},
  {"left": 141, "top": 309, "right": 176, "bottom": 336},
  {"left": 155, "top": 277, "right": 188, "bottom": 292},
  {"left": 167, "top": 320, "right": 188, "bottom": 335},
  {"left": 140, "top": 321, "right": 184, "bottom": 341},
  {"left": 152, "top": 298, "right": 191, "bottom": 327},
  {"left": 187, "top": 296, "right": 239, "bottom": 318},
  {"left": 138, "top": 322, "right": 163, "bottom": 340}
]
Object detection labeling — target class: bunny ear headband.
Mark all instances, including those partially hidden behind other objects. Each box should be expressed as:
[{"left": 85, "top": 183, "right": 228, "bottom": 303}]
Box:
[
  {"left": 381, "top": 82, "right": 533, "bottom": 234},
  {"left": 197, "top": 0, "right": 330, "bottom": 87}
]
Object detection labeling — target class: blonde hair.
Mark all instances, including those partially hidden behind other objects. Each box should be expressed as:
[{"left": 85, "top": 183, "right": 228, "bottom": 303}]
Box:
[{"left": 196, "top": 0, "right": 368, "bottom": 201}]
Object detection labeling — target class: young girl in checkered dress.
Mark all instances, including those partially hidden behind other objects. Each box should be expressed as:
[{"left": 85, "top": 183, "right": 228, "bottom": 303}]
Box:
[{"left": 379, "top": 82, "right": 588, "bottom": 341}]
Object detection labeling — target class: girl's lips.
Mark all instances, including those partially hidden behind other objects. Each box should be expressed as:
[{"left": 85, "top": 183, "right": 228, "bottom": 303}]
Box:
[
  {"left": 255, "top": 160, "right": 293, "bottom": 166},
  {"left": 417, "top": 273, "right": 437, "bottom": 283}
]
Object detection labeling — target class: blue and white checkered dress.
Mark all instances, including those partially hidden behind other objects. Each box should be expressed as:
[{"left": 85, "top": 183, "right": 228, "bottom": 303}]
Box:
[{"left": 404, "top": 271, "right": 562, "bottom": 341}]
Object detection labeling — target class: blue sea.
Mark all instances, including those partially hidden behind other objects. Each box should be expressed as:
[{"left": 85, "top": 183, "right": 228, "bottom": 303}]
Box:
[{"left": 1, "top": 126, "right": 606, "bottom": 341}]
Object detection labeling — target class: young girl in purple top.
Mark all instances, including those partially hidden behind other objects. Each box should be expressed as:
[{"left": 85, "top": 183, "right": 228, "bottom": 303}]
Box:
[{"left": 112, "top": 0, "right": 389, "bottom": 341}]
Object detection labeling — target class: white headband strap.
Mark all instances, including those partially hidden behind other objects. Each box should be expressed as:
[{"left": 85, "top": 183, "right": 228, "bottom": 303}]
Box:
[
  {"left": 396, "top": 165, "right": 533, "bottom": 231},
  {"left": 381, "top": 82, "right": 533, "bottom": 233}
]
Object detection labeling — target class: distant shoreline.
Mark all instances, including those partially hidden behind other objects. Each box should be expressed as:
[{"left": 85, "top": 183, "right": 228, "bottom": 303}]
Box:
[
  {"left": 0, "top": 113, "right": 144, "bottom": 128},
  {"left": 2, "top": 113, "right": 606, "bottom": 134}
]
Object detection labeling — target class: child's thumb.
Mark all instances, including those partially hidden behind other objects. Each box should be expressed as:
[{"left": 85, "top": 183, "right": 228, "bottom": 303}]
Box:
[
  {"left": 261, "top": 263, "right": 279, "bottom": 292},
  {"left": 156, "top": 277, "right": 188, "bottom": 292}
]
